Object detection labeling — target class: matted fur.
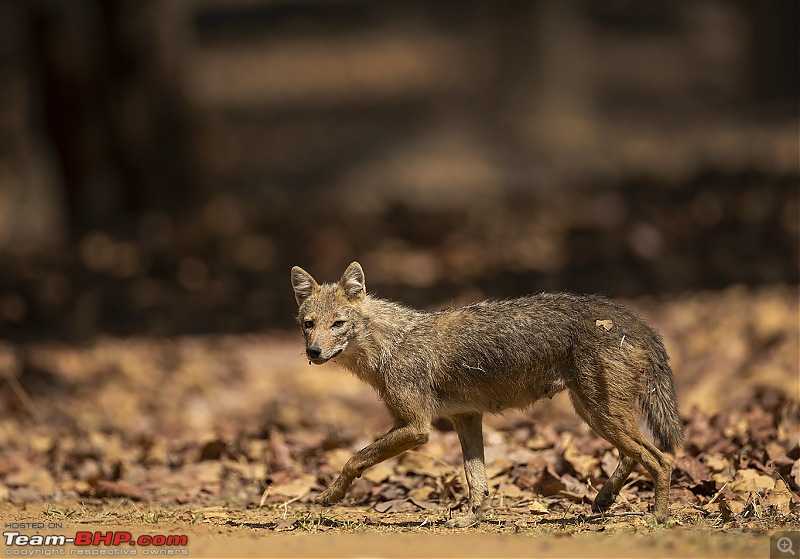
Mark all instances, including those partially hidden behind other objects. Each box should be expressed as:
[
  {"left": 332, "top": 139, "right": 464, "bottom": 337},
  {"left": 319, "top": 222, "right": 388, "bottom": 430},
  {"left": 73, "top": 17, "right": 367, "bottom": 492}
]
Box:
[{"left": 291, "top": 262, "right": 683, "bottom": 527}]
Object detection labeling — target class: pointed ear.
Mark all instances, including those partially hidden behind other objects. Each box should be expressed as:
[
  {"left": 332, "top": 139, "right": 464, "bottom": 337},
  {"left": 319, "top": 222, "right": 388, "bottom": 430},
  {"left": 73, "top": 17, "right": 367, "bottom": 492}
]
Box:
[
  {"left": 291, "top": 266, "right": 319, "bottom": 306},
  {"left": 339, "top": 261, "right": 366, "bottom": 301}
]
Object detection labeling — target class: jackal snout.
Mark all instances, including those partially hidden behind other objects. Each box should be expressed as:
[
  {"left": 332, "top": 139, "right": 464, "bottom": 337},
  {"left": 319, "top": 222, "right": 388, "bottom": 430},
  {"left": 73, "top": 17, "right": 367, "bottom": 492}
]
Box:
[
  {"left": 305, "top": 342, "right": 344, "bottom": 364},
  {"left": 306, "top": 344, "right": 322, "bottom": 360}
]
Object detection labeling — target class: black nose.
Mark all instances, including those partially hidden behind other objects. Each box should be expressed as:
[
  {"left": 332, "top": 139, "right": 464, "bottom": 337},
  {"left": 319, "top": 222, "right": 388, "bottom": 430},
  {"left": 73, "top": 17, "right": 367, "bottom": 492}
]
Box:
[{"left": 306, "top": 345, "right": 322, "bottom": 359}]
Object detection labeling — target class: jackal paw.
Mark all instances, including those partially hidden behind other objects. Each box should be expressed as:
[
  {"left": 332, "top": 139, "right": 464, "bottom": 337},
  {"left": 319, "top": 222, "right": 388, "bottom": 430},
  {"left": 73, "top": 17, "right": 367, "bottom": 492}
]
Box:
[
  {"left": 592, "top": 489, "right": 617, "bottom": 513},
  {"left": 314, "top": 486, "right": 346, "bottom": 506},
  {"left": 444, "top": 512, "right": 480, "bottom": 529}
]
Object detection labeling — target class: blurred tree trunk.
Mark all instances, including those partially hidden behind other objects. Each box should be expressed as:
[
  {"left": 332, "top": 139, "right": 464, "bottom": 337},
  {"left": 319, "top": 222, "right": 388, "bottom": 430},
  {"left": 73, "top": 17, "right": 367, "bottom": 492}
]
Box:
[
  {"left": 26, "top": 0, "right": 195, "bottom": 236},
  {"left": 740, "top": 1, "right": 799, "bottom": 105},
  {"left": 473, "top": 0, "right": 594, "bottom": 169},
  {"left": 527, "top": 0, "right": 594, "bottom": 152},
  {"left": 0, "top": 3, "right": 66, "bottom": 254}
]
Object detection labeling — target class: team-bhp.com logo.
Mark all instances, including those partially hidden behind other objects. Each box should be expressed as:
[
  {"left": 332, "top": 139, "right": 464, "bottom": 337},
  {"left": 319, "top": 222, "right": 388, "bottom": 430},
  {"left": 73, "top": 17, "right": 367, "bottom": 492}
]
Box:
[{"left": 4, "top": 530, "right": 189, "bottom": 555}]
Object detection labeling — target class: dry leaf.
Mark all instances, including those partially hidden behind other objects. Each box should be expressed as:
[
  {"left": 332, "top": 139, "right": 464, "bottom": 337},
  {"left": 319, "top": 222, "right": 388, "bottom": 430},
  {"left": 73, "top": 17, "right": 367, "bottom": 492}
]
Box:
[
  {"left": 600, "top": 450, "right": 619, "bottom": 478},
  {"left": 595, "top": 319, "right": 614, "bottom": 331},
  {"left": 325, "top": 448, "right": 352, "bottom": 472},
  {"left": 396, "top": 452, "right": 454, "bottom": 478},
  {"left": 525, "top": 434, "right": 553, "bottom": 451},
  {"left": 673, "top": 455, "right": 712, "bottom": 482},
  {"left": 224, "top": 461, "right": 266, "bottom": 482},
  {"left": 687, "top": 479, "right": 717, "bottom": 497},
  {"left": 558, "top": 473, "right": 592, "bottom": 503},
  {"left": 93, "top": 480, "right": 147, "bottom": 501},
  {"left": 362, "top": 462, "right": 395, "bottom": 484},
  {"left": 764, "top": 479, "right": 796, "bottom": 515},
  {"left": 564, "top": 443, "right": 599, "bottom": 479},
  {"left": 188, "top": 462, "right": 223, "bottom": 485},
  {"left": 374, "top": 499, "right": 412, "bottom": 513},
  {"left": 534, "top": 467, "right": 566, "bottom": 497},
  {"left": 717, "top": 496, "right": 736, "bottom": 522},
  {"left": 0, "top": 457, "right": 18, "bottom": 477},
  {"left": 270, "top": 473, "right": 316, "bottom": 498},
  {"left": 199, "top": 439, "right": 228, "bottom": 461},
  {"left": 409, "top": 498, "right": 438, "bottom": 510},
  {"left": 408, "top": 486, "right": 435, "bottom": 501},
  {"left": 269, "top": 427, "right": 294, "bottom": 472},
  {"left": 702, "top": 454, "right": 733, "bottom": 473},
  {"left": 729, "top": 468, "right": 775, "bottom": 494},
  {"left": 5, "top": 467, "right": 55, "bottom": 494},
  {"left": 273, "top": 519, "right": 296, "bottom": 532},
  {"left": 490, "top": 474, "right": 513, "bottom": 489},
  {"left": 497, "top": 483, "right": 524, "bottom": 498},
  {"left": 485, "top": 457, "right": 514, "bottom": 479},
  {"left": 529, "top": 500, "right": 549, "bottom": 514}
]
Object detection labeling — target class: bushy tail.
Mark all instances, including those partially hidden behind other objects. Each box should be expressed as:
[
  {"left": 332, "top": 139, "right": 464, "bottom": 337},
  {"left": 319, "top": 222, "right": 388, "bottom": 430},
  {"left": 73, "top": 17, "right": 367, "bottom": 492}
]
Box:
[{"left": 641, "top": 345, "right": 684, "bottom": 453}]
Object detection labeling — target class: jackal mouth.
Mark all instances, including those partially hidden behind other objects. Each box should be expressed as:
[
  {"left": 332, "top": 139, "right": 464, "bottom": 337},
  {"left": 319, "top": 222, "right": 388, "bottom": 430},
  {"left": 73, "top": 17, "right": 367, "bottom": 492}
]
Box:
[{"left": 309, "top": 347, "right": 344, "bottom": 365}]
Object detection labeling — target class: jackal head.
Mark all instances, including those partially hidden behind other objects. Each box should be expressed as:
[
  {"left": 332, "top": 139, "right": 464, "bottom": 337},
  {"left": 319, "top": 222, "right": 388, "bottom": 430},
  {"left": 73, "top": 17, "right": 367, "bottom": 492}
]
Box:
[{"left": 291, "top": 261, "right": 365, "bottom": 365}]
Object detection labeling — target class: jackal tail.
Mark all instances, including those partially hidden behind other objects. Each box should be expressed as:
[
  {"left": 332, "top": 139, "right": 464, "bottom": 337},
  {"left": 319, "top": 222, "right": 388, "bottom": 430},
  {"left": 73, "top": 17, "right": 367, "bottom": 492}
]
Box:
[{"left": 642, "top": 346, "right": 684, "bottom": 453}]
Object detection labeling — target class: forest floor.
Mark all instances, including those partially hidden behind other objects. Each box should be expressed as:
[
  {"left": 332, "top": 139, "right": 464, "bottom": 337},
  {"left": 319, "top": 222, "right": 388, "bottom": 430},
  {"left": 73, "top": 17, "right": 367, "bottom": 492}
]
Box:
[{"left": 1, "top": 285, "right": 798, "bottom": 557}]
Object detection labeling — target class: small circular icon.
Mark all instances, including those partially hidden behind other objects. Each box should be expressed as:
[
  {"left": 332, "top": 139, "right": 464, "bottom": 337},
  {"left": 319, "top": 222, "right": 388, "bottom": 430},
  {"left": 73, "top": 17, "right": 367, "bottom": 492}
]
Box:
[{"left": 778, "top": 537, "right": 795, "bottom": 556}]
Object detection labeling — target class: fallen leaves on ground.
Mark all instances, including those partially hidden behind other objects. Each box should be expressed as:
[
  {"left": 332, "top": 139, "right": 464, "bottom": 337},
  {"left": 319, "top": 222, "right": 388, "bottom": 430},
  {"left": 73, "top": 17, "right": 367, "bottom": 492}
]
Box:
[{"left": 0, "top": 287, "right": 797, "bottom": 532}]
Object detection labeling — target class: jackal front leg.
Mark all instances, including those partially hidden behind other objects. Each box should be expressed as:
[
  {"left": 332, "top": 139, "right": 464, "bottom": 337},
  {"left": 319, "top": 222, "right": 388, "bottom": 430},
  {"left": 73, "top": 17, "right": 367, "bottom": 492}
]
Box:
[
  {"left": 315, "top": 424, "right": 430, "bottom": 506},
  {"left": 446, "top": 412, "right": 487, "bottom": 528}
]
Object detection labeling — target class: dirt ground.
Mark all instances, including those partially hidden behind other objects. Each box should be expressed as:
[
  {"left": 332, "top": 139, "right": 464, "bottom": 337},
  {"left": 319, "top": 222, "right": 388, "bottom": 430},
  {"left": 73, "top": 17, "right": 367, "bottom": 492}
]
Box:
[
  {"left": 1, "top": 285, "right": 798, "bottom": 558},
  {"left": 0, "top": 500, "right": 792, "bottom": 558}
]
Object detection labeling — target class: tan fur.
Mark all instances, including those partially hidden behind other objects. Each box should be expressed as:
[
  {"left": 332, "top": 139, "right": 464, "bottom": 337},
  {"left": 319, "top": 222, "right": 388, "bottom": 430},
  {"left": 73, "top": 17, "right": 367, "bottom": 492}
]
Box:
[{"left": 291, "top": 262, "right": 683, "bottom": 527}]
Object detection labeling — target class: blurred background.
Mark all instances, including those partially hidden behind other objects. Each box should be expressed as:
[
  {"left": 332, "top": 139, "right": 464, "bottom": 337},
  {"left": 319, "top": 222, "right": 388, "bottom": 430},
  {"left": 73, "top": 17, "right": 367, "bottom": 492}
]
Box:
[{"left": 0, "top": 0, "right": 797, "bottom": 343}]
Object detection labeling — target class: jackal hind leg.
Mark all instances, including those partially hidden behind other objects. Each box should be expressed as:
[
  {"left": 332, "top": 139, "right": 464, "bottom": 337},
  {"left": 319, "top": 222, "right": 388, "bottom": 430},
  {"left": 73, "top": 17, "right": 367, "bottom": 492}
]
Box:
[
  {"left": 570, "top": 390, "right": 672, "bottom": 522},
  {"left": 445, "top": 412, "right": 487, "bottom": 528},
  {"left": 593, "top": 454, "right": 636, "bottom": 512}
]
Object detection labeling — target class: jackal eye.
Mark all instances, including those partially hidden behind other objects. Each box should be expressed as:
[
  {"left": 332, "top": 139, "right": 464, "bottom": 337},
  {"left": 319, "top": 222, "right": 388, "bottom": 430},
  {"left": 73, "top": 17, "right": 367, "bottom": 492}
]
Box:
[
  {"left": 332, "top": 320, "right": 345, "bottom": 328},
  {"left": 303, "top": 320, "right": 314, "bottom": 329}
]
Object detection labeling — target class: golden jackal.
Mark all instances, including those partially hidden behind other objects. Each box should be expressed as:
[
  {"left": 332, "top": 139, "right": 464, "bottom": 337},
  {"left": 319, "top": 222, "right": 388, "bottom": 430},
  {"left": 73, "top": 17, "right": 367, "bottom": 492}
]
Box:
[{"left": 291, "top": 262, "right": 683, "bottom": 527}]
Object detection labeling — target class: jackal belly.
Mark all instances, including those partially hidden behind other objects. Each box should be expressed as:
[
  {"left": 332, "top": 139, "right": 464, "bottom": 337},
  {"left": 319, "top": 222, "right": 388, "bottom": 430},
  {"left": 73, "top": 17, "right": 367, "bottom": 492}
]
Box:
[{"left": 433, "top": 367, "right": 568, "bottom": 416}]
